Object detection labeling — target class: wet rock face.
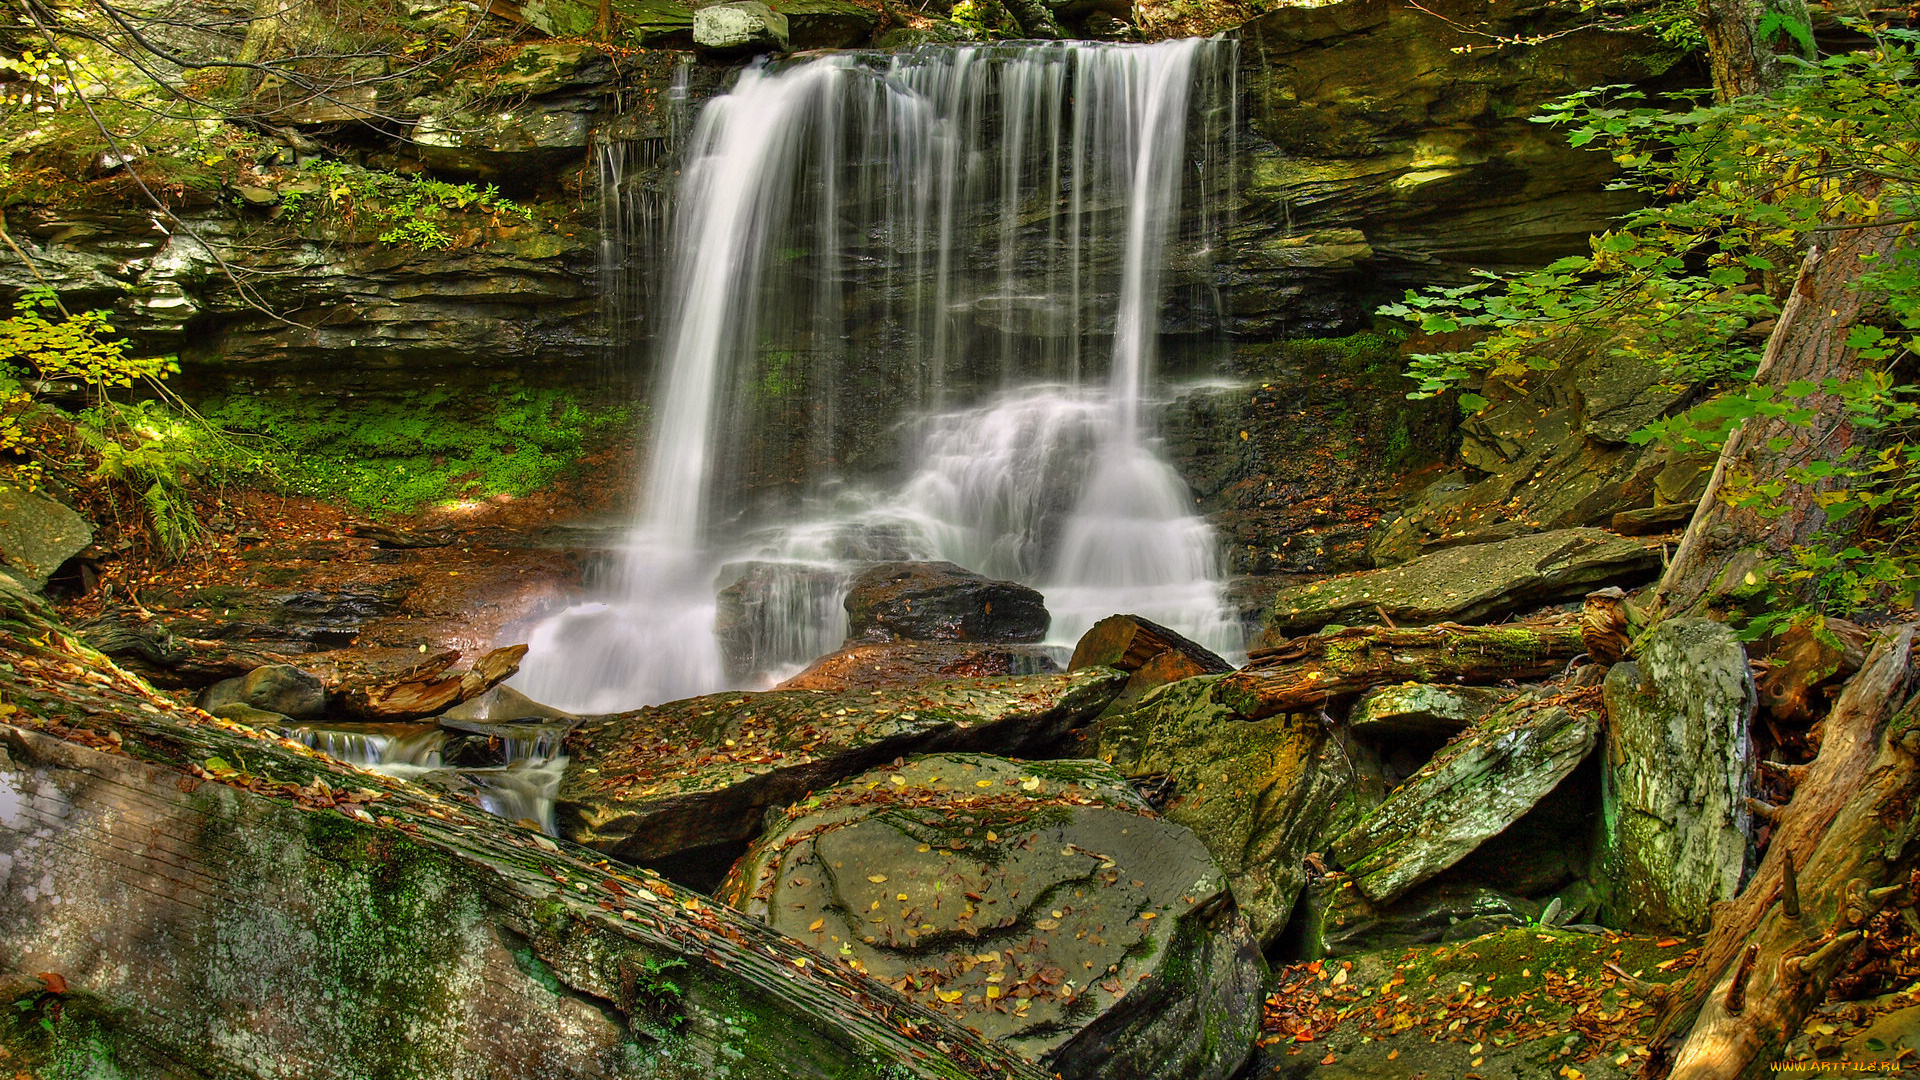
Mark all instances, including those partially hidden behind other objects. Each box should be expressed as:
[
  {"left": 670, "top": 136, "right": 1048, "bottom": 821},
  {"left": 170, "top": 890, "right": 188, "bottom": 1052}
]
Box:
[
  {"left": 844, "top": 562, "right": 1051, "bottom": 645},
  {"left": 557, "top": 669, "right": 1126, "bottom": 870},
  {"left": 716, "top": 753, "right": 1265, "bottom": 1080}
]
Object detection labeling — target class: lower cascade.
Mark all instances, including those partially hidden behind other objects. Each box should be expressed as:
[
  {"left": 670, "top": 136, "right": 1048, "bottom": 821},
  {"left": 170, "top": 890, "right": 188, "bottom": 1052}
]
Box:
[{"left": 515, "top": 37, "right": 1243, "bottom": 713}]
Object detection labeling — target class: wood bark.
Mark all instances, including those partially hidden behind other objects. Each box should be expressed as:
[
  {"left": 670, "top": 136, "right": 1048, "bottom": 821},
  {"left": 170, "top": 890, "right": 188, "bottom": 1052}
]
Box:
[
  {"left": 1656, "top": 213, "right": 1909, "bottom": 616},
  {"left": 1220, "top": 621, "right": 1584, "bottom": 720},
  {"left": 1644, "top": 624, "right": 1920, "bottom": 1079},
  {"left": 1069, "top": 614, "right": 1234, "bottom": 676},
  {"left": 1699, "top": 0, "right": 1813, "bottom": 103}
]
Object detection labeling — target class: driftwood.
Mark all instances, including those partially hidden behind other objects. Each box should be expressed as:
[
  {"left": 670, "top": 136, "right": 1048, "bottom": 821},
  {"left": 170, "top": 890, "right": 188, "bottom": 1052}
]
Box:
[
  {"left": 339, "top": 644, "right": 529, "bottom": 721},
  {"left": 74, "top": 613, "right": 286, "bottom": 688},
  {"left": 346, "top": 521, "right": 456, "bottom": 548},
  {"left": 1222, "top": 621, "right": 1583, "bottom": 720},
  {"left": 1646, "top": 624, "right": 1920, "bottom": 1079},
  {"left": 1068, "top": 614, "right": 1233, "bottom": 677}
]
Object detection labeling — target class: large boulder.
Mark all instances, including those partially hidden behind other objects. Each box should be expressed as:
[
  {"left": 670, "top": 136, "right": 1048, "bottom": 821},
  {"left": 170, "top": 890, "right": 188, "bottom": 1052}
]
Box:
[
  {"left": 1596, "top": 617, "right": 1755, "bottom": 933},
  {"left": 1330, "top": 695, "right": 1600, "bottom": 904},
  {"left": 1088, "top": 675, "right": 1349, "bottom": 943},
  {"left": 0, "top": 484, "right": 92, "bottom": 590},
  {"left": 844, "top": 562, "right": 1050, "bottom": 645},
  {"left": 198, "top": 663, "right": 328, "bottom": 721},
  {"left": 714, "top": 560, "right": 850, "bottom": 680},
  {"left": 557, "top": 669, "right": 1126, "bottom": 873},
  {"left": 716, "top": 753, "right": 1264, "bottom": 1080},
  {"left": 1264, "top": 527, "right": 1664, "bottom": 640},
  {"left": 772, "top": 0, "right": 877, "bottom": 48}
]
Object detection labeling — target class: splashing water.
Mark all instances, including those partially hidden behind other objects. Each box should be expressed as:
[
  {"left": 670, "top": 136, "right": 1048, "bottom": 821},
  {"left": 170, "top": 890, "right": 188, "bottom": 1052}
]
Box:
[{"left": 515, "top": 39, "right": 1241, "bottom": 713}]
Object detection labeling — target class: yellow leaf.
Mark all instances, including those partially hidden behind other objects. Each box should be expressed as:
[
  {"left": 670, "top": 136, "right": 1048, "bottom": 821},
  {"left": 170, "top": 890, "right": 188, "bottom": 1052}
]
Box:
[
  {"left": 937, "top": 989, "right": 963, "bottom": 1002},
  {"left": 868, "top": 874, "right": 888, "bottom": 883},
  {"left": 808, "top": 918, "right": 825, "bottom": 932}
]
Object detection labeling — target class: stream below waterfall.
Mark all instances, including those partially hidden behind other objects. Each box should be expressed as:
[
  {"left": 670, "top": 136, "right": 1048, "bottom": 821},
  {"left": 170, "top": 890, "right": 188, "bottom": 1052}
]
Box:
[{"left": 514, "top": 37, "right": 1243, "bottom": 714}]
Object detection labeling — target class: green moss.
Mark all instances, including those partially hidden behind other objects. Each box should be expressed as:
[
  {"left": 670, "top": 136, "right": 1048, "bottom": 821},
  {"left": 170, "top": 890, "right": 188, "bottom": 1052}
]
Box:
[{"left": 201, "top": 386, "right": 635, "bottom": 515}]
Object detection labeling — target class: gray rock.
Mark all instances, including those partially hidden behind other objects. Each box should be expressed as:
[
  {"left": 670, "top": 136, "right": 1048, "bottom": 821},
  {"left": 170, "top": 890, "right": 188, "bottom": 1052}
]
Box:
[
  {"left": 1090, "top": 675, "right": 1349, "bottom": 944},
  {"left": 694, "top": 1, "right": 789, "bottom": 50},
  {"left": 1596, "top": 617, "right": 1754, "bottom": 933},
  {"left": 774, "top": 0, "right": 876, "bottom": 48},
  {"left": 717, "top": 753, "right": 1264, "bottom": 1080},
  {"left": 200, "top": 663, "right": 328, "bottom": 721},
  {"left": 1266, "top": 527, "right": 1664, "bottom": 638},
  {"left": 557, "top": 669, "right": 1127, "bottom": 870},
  {"left": 1349, "top": 684, "right": 1512, "bottom": 739},
  {"left": 844, "top": 561, "right": 1050, "bottom": 645},
  {"left": 714, "top": 560, "right": 850, "bottom": 680},
  {"left": 0, "top": 484, "right": 92, "bottom": 589},
  {"left": 439, "top": 684, "right": 578, "bottom": 724},
  {"left": 1331, "top": 697, "right": 1600, "bottom": 905},
  {"left": 207, "top": 702, "right": 295, "bottom": 727},
  {"left": 1294, "top": 876, "right": 1540, "bottom": 959}
]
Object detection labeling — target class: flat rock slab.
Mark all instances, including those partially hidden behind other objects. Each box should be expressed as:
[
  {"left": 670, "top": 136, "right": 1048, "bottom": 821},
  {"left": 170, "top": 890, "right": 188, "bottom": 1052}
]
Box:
[
  {"left": 716, "top": 753, "right": 1263, "bottom": 1080},
  {"left": 1597, "top": 617, "right": 1754, "bottom": 933},
  {"left": 1266, "top": 527, "right": 1663, "bottom": 638},
  {"left": 1349, "top": 683, "right": 1513, "bottom": 739},
  {"left": 0, "top": 483, "right": 91, "bottom": 589},
  {"left": 777, "top": 642, "right": 1060, "bottom": 692},
  {"left": 558, "top": 669, "right": 1126, "bottom": 866},
  {"left": 1331, "top": 693, "right": 1601, "bottom": 904},
  {"left": 1090, "top": 675, "right": 1349, "bottom": 944}
]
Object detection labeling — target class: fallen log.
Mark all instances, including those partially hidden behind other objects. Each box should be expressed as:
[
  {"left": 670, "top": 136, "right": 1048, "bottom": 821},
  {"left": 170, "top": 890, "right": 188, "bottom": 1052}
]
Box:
[
  {"left": 1221, "top": 621, "right": 1584, "bottom": 720},
  {"left": 0, "top": 570, "right": 1048, "bottom": 1080},
  {"left": 1645, "top": 624, "right": 1920, "bottom": 1079}
]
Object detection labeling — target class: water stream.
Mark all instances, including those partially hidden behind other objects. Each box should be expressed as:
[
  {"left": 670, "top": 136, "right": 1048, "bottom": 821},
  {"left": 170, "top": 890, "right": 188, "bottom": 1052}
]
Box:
[
  {"left": 516, "top": 39, "right": 1241, "bottom": 713},
  {"left": 287, "top": 721, "right": 569, "bottom": 834}
]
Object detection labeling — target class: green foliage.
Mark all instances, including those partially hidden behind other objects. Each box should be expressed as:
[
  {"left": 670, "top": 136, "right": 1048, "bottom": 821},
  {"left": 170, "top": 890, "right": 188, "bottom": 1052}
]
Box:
[
  {"left": 276, "top": 160, "right": 532, "bottom": 249},
  {"left": 202, "top": 387, "right": 632, "bottom": 514},
  {"left": 1378, "top": 32, "right": 1920, "bottom": 625},
  {"left": 0, "top": 287, "right": 175, "bottom": 479}
]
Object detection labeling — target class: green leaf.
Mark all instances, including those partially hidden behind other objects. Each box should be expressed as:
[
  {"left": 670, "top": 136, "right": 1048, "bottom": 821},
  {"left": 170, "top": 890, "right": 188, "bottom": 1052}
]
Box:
[{"left": 1457, "top": 393, "right": 1490, "bottom": 413}]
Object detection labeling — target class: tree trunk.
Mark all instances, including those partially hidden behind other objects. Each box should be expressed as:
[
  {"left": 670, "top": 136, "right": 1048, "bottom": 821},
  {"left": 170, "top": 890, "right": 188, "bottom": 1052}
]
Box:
[
  {"left": 1643, "top": 624, "right": 1920, "bottom": 1078},
  {"left": 1655, "top": 211, "right": 1908, "bottom": 617},
  {"left": 1698, "top": 0, "right": 1813, "bottom": 102},
  {"left": 1218, "top": 621, "right": 1584, "bottom": 720}
]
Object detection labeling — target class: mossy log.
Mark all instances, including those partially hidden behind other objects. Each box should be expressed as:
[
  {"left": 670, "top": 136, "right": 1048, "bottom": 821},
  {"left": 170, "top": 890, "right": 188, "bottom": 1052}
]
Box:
[
  {"left": 1647, "top": 624, "right": 1920, "bottom": 1079},
  {"left": 0, "top": 574, "right": 1047, "bottom": 1080},
  {"left": 1222, "top": 621, "right": 1584, "bottom": 720}
]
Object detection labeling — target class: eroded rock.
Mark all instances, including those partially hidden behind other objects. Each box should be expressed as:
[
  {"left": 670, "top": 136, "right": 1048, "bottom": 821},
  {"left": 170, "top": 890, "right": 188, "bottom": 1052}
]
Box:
[
  {"left": 1089, "top": 675, "right": 1349, "bottom": 943},
  {"left": 1596, "top": 617, "right": 1754, "bottom": 933},
  {"left": 557, "top": 669, "right": 1126, "bottom": 869},
  {"left": 716, "top": 753, "right": 1263, "bottom": 1080},
  {"left": 1349, "top": 683, "right": 1511, "bottom": 739},
  {"left": 0, "top": 484, "right": 91, "bottom": 590},
  {"left": 1266, "top": 527, "right": 1663, "bottom": 638},
  {"left": 1331, "top": 695, "right": 1600, "bottom": 904}
]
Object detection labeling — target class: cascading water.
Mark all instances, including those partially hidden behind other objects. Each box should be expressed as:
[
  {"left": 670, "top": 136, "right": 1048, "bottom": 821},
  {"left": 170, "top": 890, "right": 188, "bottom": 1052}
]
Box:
[
  {"left": 286, "top": 720, "right": 570, "bottom": 835},
  {"left": 516, "top": 38, "right": 1241, "bottom": 713}
]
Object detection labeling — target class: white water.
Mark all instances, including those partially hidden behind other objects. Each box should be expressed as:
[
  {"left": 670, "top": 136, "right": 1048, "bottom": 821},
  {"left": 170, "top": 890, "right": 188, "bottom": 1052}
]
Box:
[
  {"left": 288, "top": 723, "right": 567, "bottom": 835},
  {"left": 515, "top": 40, "right": 1241, "bottom": 713}
]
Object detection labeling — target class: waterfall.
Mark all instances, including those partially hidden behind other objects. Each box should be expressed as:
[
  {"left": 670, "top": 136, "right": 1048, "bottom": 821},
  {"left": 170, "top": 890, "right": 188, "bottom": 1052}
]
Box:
[{"left": 515, "top": 39, "right": 1241, "bottom": 713}]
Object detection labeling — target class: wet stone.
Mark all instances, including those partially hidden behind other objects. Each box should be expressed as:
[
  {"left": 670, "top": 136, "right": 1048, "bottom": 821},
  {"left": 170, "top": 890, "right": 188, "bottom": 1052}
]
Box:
[
  {"left": 716, "top": 753, "right": 1264, "bottom": 1080},
  {"left": 556, "top": 669, "right": 1126, "bottom": 868}
]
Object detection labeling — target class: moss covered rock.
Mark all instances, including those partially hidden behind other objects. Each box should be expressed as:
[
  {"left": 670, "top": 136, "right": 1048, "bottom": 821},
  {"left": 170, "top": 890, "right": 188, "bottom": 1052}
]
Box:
[
  {"left": 1089, "top": 675, "right": 1349, "bottom": 944},
  {"left": 716, "top": 752, "right": 1264, "bottom": 1080},
  {"left": 1596, "top": 617, "right": 1754, "bottom": 933},
  {"left": 557, "top": 669, "right": 1126, "bottom": 873}
]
